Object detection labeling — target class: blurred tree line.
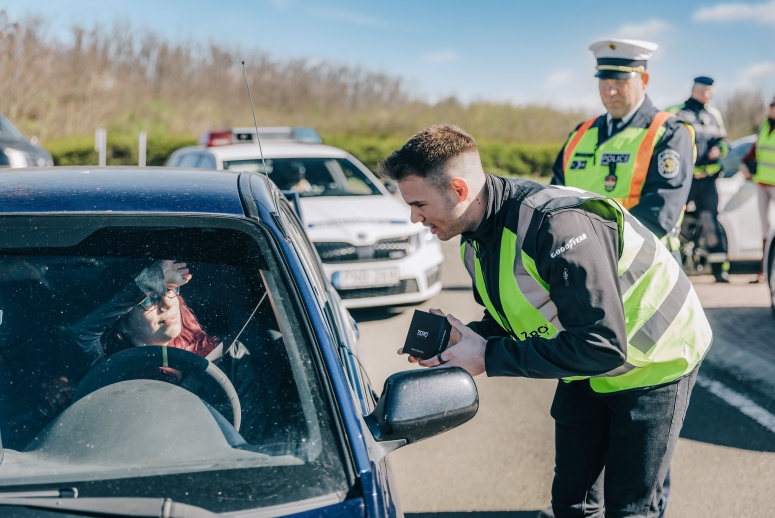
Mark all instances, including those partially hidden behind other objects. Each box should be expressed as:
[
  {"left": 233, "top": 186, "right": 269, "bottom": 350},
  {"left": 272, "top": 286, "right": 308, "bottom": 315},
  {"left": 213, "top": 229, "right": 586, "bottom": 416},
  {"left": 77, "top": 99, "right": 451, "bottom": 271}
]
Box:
[{"left": 0, "top": 11, "right": 770, "bottom": 175}]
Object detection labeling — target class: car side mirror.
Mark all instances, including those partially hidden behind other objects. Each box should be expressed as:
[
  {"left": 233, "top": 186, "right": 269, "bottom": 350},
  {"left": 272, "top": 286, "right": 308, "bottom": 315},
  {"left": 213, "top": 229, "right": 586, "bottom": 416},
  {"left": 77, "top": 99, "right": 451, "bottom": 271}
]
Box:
[
  {"left": 365, "top": 367, "right": 478, "bottom": 449},
  {"left": 383, "top": 180, "right": 399, "bottom": 195}
]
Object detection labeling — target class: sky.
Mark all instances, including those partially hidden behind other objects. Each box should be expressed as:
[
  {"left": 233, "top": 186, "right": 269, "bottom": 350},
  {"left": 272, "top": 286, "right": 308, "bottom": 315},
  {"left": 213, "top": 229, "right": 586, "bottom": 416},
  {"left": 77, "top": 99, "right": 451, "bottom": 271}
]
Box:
[{"left": 3, "top": 0, "right": 775, "bottom": 112}]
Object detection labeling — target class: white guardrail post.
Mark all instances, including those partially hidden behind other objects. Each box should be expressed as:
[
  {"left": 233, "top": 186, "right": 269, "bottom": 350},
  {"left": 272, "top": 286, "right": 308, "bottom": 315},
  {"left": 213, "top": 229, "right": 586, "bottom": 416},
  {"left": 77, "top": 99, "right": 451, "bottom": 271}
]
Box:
[
  {"left": 139, "top": 131, "right": 147, "bottom": 167},
  {"left": 95, "top": 128, "right": 107, "bottom": 166}
]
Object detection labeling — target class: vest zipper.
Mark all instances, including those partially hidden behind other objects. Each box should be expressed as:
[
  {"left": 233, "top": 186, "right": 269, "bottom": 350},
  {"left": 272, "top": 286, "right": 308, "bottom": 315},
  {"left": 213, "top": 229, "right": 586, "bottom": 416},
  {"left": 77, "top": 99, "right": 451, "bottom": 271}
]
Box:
[{"left": 469, "top": 238, "right": 484, "bottom": 260}]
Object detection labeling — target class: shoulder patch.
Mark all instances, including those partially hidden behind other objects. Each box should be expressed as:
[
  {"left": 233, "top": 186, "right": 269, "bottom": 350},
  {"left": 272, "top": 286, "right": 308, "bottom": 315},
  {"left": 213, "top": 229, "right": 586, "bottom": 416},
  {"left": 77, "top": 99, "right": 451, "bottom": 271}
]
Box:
[{"left": 658, "top": 150, "right": 680, "bottom": 179}]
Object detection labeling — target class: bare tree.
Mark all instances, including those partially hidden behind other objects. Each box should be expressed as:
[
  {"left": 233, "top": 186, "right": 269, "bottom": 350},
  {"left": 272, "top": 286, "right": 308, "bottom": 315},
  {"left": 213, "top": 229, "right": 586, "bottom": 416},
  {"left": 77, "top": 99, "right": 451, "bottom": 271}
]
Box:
[
  {"left": 721, "top": 89, "right": 767, "bottom": 139},
  {"left": 0, "top": 10, "right": 594, "bottom": 146}
]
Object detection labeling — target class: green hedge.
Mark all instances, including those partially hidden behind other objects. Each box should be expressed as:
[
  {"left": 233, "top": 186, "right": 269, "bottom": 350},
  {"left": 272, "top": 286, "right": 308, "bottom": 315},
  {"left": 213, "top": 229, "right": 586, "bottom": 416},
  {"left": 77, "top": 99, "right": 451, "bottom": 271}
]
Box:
[
  {"left": 44, "top": 133, "right": 562, "bottom": 179},
  {"left": 325, "top": 135, "right": 561, "bottom": 179},
  {"left": 45, "top": 135, "right": 197, "bottom": 167}
]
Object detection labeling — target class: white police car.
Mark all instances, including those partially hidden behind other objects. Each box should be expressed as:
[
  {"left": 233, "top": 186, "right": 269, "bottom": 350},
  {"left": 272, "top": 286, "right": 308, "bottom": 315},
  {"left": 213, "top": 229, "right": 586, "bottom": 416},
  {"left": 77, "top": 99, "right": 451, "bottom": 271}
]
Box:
[{"left": 166, "top": 128, "right": 444, "bottom": 308}]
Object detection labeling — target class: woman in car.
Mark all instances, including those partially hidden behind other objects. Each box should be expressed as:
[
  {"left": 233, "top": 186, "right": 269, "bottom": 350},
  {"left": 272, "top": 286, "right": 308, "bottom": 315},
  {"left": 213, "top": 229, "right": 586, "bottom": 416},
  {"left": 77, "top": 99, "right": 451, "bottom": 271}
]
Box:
[
  {"left": 64, "top": 260, "right": 210, "bottom": 370},
  {"left": 55, "top": 259, "right": 303, "bottom": 451}
]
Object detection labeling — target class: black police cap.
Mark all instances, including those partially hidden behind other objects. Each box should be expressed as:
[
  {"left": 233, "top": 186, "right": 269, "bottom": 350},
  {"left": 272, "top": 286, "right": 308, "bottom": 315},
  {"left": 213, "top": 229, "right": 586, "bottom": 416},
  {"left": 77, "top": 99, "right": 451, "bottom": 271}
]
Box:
[{"left": 694, "top": 76, "right": 714, "bottom": 86}]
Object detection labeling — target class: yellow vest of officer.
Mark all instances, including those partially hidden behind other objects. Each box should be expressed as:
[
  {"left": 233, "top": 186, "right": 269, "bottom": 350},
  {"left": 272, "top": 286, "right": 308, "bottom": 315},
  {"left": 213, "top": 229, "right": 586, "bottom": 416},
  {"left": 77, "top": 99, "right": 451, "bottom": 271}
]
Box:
[
  {"left": 755, "top": 120, "right": 775, "bottom": 186},
  {"left": 562, "top": 112, "right": 675, "bottom": 210},
  {"left": 460, "top": 187, "right": 712, "bottom": 394}
]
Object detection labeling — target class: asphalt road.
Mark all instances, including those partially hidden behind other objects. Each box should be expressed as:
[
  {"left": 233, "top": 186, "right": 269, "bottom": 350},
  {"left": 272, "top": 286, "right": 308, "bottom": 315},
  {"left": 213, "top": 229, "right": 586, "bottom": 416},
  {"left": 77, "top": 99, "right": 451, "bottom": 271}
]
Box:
[{"left": 350, "top": 239, "right": 775, "bottom": 518}]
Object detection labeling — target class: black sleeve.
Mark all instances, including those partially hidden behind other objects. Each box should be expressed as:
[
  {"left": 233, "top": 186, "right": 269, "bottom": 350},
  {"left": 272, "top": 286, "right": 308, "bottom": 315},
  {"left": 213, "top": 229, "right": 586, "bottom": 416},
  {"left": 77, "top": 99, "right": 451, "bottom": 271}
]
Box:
[
  {"left": 628, "top": 118, "right": 694, "bottom": 238},
  {"left": 744, "top": 141, "right": 758, "bottom": 174},
  {"left": 550, "top": 146, "right": 566, "bottom": 186},
  {"left": 483, "top": 208, "right": 628, "bottom": 379},
  {"left": 550, "top": 125, "right": 581, "bottom": 186}
]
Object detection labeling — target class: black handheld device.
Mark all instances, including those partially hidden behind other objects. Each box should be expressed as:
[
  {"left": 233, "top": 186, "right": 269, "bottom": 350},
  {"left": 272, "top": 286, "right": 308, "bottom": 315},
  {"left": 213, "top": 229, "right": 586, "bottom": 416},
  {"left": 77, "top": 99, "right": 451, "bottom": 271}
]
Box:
[{"left": 402, "top": 310, "right": 452, "bottom": 360}]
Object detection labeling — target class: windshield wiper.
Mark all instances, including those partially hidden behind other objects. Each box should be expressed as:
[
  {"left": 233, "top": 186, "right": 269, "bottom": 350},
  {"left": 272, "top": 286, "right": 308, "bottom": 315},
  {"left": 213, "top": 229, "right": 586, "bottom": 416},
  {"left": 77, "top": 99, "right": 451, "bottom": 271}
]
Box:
[
  {"left": 0, "top": 495, "right": 217, "bottom": 517},
  {"left": 0, "top": 488, "right": 78, "bottom": 498}
]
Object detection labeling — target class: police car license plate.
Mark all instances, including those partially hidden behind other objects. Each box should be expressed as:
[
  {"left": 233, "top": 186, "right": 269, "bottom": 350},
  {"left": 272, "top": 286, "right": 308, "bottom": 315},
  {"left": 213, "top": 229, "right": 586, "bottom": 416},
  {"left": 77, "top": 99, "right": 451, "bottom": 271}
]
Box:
[{"left": 333, "top": 268, "right": 400, "bottom": 290}]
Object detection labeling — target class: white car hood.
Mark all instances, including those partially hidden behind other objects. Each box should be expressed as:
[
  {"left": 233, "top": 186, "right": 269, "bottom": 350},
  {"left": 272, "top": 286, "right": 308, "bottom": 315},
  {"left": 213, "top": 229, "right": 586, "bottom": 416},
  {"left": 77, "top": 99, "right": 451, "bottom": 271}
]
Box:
[{"left": 300, "top": 195, "right": 420, "bottom": 243}]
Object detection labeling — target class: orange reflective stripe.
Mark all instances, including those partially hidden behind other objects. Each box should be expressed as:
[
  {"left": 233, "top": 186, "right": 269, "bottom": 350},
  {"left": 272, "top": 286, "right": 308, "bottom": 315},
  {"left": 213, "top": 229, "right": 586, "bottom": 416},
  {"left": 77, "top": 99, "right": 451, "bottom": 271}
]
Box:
[
  {"left": 624, "top": 112, "right": 675, "bottom": 209},
  {"left": 563, "top": 117, "right": 597, "bottom": 173}
]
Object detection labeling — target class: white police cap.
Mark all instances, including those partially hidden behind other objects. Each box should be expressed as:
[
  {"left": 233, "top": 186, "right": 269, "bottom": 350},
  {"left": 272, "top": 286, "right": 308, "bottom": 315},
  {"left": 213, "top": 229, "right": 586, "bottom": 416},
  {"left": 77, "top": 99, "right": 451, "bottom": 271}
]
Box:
[{"left": 588, "top": 38, "right": 658, "bottom": 79}]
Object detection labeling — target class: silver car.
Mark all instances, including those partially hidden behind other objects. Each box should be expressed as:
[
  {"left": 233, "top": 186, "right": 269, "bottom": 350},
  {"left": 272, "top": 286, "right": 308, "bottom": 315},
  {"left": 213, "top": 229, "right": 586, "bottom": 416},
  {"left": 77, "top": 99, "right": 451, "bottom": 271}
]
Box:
[{"left": 0, "top": 114, "right": 53, "bottom": 168}]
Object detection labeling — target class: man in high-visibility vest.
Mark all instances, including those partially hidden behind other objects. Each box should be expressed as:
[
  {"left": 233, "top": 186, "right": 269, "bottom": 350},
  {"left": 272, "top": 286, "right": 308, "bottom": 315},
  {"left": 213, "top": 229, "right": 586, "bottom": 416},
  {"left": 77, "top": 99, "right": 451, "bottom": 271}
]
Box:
[
  {"left": 667, "top": 76, "right": 731, "bottom": 282},
  {"left": 740, "top": 96, "right": 775, "bottom": 283},
  {"left": 379, "top": 124, "right": 712, "bottom": 518},
  {"left": 550, "top": 39, "right": 695, "bottom": 263}
]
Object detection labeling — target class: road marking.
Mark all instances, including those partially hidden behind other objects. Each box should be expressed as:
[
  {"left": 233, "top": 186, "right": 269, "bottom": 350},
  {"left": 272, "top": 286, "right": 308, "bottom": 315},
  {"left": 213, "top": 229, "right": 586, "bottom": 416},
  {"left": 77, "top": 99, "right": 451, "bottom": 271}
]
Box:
[{"left": 696, "top": 375, "right": 775, "bottom": 435}]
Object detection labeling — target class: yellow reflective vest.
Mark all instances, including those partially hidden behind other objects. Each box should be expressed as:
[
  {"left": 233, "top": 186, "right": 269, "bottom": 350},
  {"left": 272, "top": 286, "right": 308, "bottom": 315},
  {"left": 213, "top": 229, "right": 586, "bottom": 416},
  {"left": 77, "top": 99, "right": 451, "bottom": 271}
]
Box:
[
  {"left": 755, "top": 120, "right": 775, "bottom": 186},
  {"left": 562, "top": 112, "right": 676, "bottom": 210},
  {"left": 461, "top": 186, "right": 712, "bottom": 393}
]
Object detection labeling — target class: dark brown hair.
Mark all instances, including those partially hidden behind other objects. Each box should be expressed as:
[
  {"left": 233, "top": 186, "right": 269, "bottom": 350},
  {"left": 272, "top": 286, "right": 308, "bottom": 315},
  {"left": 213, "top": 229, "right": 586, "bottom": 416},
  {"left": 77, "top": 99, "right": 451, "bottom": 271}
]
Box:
[{"left": 377, "top": 124, "right": 478, "bottom": 189}]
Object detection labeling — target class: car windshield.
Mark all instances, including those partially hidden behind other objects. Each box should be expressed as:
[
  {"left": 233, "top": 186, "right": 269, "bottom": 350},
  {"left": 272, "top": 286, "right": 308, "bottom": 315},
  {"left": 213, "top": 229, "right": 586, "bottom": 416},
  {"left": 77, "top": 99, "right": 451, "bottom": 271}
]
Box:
[
  {"left": 0, "top": 218, "right": 348, "bottom": 513},
  {"left": 0, "top": 115, "right": 27, "bottom": 143},
  {"left": 720, "top": 135, "right": 756, "bottom": 177},
  {"left": 222, "top": 157, "right": 382, "bottom": 197}
]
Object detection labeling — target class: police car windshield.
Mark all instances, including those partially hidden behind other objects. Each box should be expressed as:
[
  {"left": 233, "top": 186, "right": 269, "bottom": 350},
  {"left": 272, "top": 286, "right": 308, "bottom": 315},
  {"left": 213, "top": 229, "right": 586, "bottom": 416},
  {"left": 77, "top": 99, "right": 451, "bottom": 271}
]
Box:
[{"left": 222, "top": 157, "right": 382, "bottom": 197}]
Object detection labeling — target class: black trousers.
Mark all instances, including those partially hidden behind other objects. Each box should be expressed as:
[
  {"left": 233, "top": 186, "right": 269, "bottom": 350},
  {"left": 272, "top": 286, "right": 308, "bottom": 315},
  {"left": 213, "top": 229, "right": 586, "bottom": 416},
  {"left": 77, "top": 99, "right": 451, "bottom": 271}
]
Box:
[
  {"left": 550, "top": 365, "right": 699, "bottom": 518},
  {"left": 688, "top": 176, "right": 726, "bottom": 256}
]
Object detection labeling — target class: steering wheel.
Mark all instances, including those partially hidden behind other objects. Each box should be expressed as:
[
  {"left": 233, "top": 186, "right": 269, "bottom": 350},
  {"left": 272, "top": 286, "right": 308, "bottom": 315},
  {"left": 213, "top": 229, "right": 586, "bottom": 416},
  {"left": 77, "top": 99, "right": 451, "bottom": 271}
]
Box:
[{"left": 73, "top": 346, "right": 241, "bottom": 431}]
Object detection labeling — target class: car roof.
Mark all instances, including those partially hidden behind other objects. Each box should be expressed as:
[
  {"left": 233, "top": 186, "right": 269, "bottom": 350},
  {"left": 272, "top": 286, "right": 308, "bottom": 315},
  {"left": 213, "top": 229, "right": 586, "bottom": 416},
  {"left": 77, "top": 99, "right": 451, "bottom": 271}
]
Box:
[
  {"left": 180, "top": 142, "right": 351, "bottom": 161},
  {"left": 0, "top": 167, "right": 272, "bottom": 215}
]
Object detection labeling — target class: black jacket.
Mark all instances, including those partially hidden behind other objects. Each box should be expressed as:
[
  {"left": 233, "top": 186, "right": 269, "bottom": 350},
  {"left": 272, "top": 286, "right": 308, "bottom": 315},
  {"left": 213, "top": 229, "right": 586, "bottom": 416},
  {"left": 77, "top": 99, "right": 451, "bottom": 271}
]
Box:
[
  {"left": 669, "top": 97, "right": 729, "bottom": 167},
  {"left": 463, "top": 175, "right": 628, "bottom": 380}
]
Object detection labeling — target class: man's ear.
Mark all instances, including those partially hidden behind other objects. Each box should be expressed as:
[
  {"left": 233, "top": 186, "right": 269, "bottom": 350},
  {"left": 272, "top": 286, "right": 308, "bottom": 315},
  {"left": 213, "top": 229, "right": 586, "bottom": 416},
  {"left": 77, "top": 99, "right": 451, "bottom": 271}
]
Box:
[
  {"left": 449, "top": 177, "right": 470, "bottom": 202},
  {"left": 641, "top": 71, "right": 650, "bottom": 88}
]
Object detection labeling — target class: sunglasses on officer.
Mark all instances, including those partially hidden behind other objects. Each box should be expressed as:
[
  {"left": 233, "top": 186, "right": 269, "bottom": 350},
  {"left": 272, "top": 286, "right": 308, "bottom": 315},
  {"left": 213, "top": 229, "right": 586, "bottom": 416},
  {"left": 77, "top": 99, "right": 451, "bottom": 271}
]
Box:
[{"left": 138, "top": 287, "right": 180, "bottom": 312}]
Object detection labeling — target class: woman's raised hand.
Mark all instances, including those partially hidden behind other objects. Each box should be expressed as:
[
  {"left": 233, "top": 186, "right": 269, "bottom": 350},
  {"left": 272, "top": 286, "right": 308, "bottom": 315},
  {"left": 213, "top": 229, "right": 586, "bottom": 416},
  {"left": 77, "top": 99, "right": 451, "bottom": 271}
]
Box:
[{"left": 160, "top": 259, "right": 192, "bottom": 287}]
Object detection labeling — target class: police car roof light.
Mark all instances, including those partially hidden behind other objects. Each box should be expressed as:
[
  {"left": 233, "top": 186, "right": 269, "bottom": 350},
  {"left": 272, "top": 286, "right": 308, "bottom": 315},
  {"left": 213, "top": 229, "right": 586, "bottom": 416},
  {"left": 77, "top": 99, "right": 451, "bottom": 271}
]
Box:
[
  {"left": 198, "top": 127, "right": 323, "bottom": 147},
  {"left": 199, "top": 130, "right": 232, "bottom": 147},
  {"left": 232, "top": 126, "right": 323, "bottom": 145}
]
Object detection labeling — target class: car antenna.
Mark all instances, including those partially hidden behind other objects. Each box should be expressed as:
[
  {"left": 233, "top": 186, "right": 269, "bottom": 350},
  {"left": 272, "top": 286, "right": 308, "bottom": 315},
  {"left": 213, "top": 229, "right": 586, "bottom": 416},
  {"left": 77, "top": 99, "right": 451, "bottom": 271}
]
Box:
[{"left": 242, "top": 60, "right": 280, "bottom": 215}]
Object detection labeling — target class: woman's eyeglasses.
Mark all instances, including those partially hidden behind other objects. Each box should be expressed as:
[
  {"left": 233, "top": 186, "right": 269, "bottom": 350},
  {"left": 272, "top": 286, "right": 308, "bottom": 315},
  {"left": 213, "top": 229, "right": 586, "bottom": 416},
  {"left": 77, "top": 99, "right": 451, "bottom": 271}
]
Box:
[{"left": 138, "top": 287, "right": 180, "bottom": 312}]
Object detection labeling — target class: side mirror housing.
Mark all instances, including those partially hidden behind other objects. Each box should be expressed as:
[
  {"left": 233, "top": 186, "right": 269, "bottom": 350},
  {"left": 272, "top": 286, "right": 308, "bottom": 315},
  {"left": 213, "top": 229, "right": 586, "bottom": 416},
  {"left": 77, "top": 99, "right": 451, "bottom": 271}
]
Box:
[{"left": 365, "top": 367, "right": 478, "bottom": 446}]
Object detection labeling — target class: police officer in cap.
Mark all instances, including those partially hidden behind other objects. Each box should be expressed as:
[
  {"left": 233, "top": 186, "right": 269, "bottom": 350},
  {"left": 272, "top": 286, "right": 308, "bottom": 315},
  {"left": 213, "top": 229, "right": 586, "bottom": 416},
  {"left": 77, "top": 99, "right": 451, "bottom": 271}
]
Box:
[
  {"left": 667, "top": 77, "right": 731, "bottom": 282},
  {"left": 552, "top": 39, "right": 695, "bottom": 258},
  {"left": 545, "top": 38, "right": 697, "bottom": 518}
]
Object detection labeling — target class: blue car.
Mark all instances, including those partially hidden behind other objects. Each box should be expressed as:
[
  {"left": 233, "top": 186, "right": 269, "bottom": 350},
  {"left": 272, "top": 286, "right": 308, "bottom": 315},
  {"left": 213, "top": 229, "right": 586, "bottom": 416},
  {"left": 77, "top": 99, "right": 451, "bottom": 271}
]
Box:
[{"left": 0, "top": 167, "right": 478, "bottom": 517}]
